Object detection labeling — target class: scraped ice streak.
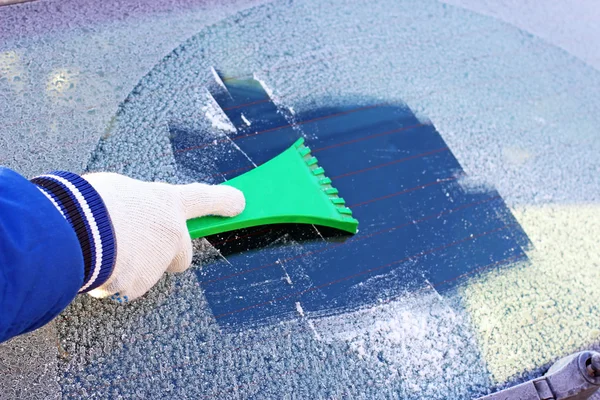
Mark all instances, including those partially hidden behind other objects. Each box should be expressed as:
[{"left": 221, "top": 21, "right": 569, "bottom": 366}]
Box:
[
  {"left": 254, "top": 73, "right": 276, "bottom": 100},
  {"left": 225, "top": 135, "right": 257, "bottom": 168},
  {"left": 241, "top": 113, "right": 251, "bottom": 126},
  {"left": 210, "top": 66, "right": 228, "bottom": 91},
  {"left": 253, "top": 72, "right": 298, "bottom": 126},
  {"left": 202, "top": 93, "right": 236, "bottom": 133},
  {"left": 254, "top": 72, "right": 293, "bottom": 118},
  {"left": 278, "top": 260, "right": 293, "bottom": 285},
  {"left": 204, "top": 91, "right": 257, "bottom": 167},
  {"left": 295, "top": 301, "right": 305, "bottom": 317},
  {"left": 313, "top": 288, "right": 491, "bottom": 398},
  {"left": 295, "top": 301, "right": 322, "bottom": 340}
]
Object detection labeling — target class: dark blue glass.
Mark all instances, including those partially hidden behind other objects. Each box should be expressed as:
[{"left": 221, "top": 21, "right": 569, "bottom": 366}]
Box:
[{"left": 170, "top": 73, "right": 530, "bottom": 330}]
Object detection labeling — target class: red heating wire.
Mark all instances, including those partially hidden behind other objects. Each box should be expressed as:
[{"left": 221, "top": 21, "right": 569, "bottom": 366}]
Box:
[
  {"left": 199, "top": 192, "right": 499, "bottom": 286},
  {"left": 214, "top": 223, "right": 516, "bottom": 319}
]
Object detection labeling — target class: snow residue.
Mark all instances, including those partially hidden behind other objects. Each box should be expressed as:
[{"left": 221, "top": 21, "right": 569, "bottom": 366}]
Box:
[
  {"left": 241, "top": 113, "right": 251, "bottom": 126},
  {"left": 210, "top": 66, "right": 227, "bottom": 90},
  {"left": 202, "top": 94, "right": 236, "bottom": 133},
  {"left": 313, "top": 288, "right": 489, "bottom": 398},
  {"left": 253, "top": 73, "right": 286, "bottom": 108},
  {"left": 253, "top": 73, "right": 275, "bottom": 98},
  {"left": 457, "top": 174, "right": 495, "bottom": 195},
  {"left": 295, "top": 302, "right": 305, "bottom": 317},
  {"left": 283, "top": 272, "right": 292, "bottom": 285},
  {"left": 296, "top": 301, "right": 321, "bottom": 339}
]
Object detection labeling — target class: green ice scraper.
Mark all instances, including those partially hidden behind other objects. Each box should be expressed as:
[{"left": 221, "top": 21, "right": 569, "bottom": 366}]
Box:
[{"left": 186, "top": 137, "right": 359, "bottom": 239}]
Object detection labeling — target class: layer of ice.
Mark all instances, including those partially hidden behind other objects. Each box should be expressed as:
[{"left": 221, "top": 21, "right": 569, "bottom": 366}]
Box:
[{"left": 1, "top": 0, "right": 599, "bottom": 398}]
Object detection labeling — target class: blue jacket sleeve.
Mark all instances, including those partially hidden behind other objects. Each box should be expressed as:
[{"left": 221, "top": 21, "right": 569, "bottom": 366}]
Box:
[{"left": 0, "top": 167, "right": 83, "bottom": 343}]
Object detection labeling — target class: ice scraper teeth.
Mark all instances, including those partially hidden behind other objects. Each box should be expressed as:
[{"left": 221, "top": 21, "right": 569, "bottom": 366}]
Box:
[{"left": 294, "top": 138, "right": 354, "bottom": 217}]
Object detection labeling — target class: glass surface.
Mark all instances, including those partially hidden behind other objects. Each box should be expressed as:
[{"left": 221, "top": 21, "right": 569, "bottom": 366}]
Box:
[
  {"left": 1, "top": 0, "right": 599, "bottom": 398},
  {"left": 167, "top": 74, "right": 530, "bottom": 332}
]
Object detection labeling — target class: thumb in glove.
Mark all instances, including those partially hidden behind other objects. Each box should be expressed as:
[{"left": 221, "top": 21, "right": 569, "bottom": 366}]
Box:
[{"left": 81, "top": 172, "right": 244, "bottom": 302}]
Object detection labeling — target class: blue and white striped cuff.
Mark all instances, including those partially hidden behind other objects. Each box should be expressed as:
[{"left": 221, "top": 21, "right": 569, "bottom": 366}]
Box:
[{"left": 31, "top": 171, "right": 116, "bottom": 293}]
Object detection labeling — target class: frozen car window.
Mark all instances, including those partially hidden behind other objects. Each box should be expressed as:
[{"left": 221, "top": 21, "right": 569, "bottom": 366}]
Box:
[{"left": 1, "top": 0, "right": 599, "bottom": 398}]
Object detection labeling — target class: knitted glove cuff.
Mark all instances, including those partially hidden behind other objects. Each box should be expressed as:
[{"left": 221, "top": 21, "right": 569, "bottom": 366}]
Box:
[{"left": 31, "top": 171, "right": 117, "bottom": 293}]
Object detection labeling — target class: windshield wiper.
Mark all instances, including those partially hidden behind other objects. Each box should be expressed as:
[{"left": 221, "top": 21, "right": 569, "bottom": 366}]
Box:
[{"left": 478, "top": 351, "right": 600, "bottom": 400}]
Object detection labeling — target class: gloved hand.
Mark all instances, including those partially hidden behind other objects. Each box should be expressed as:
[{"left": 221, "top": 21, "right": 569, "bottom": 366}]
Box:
[{"left": 81, "top": 172, "right": 245, "bottom": 302}]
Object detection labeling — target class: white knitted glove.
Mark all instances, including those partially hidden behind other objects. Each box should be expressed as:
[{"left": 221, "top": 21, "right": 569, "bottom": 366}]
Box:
[{"left": 80, "top": 172, "right": 245, "bottom": 302}]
